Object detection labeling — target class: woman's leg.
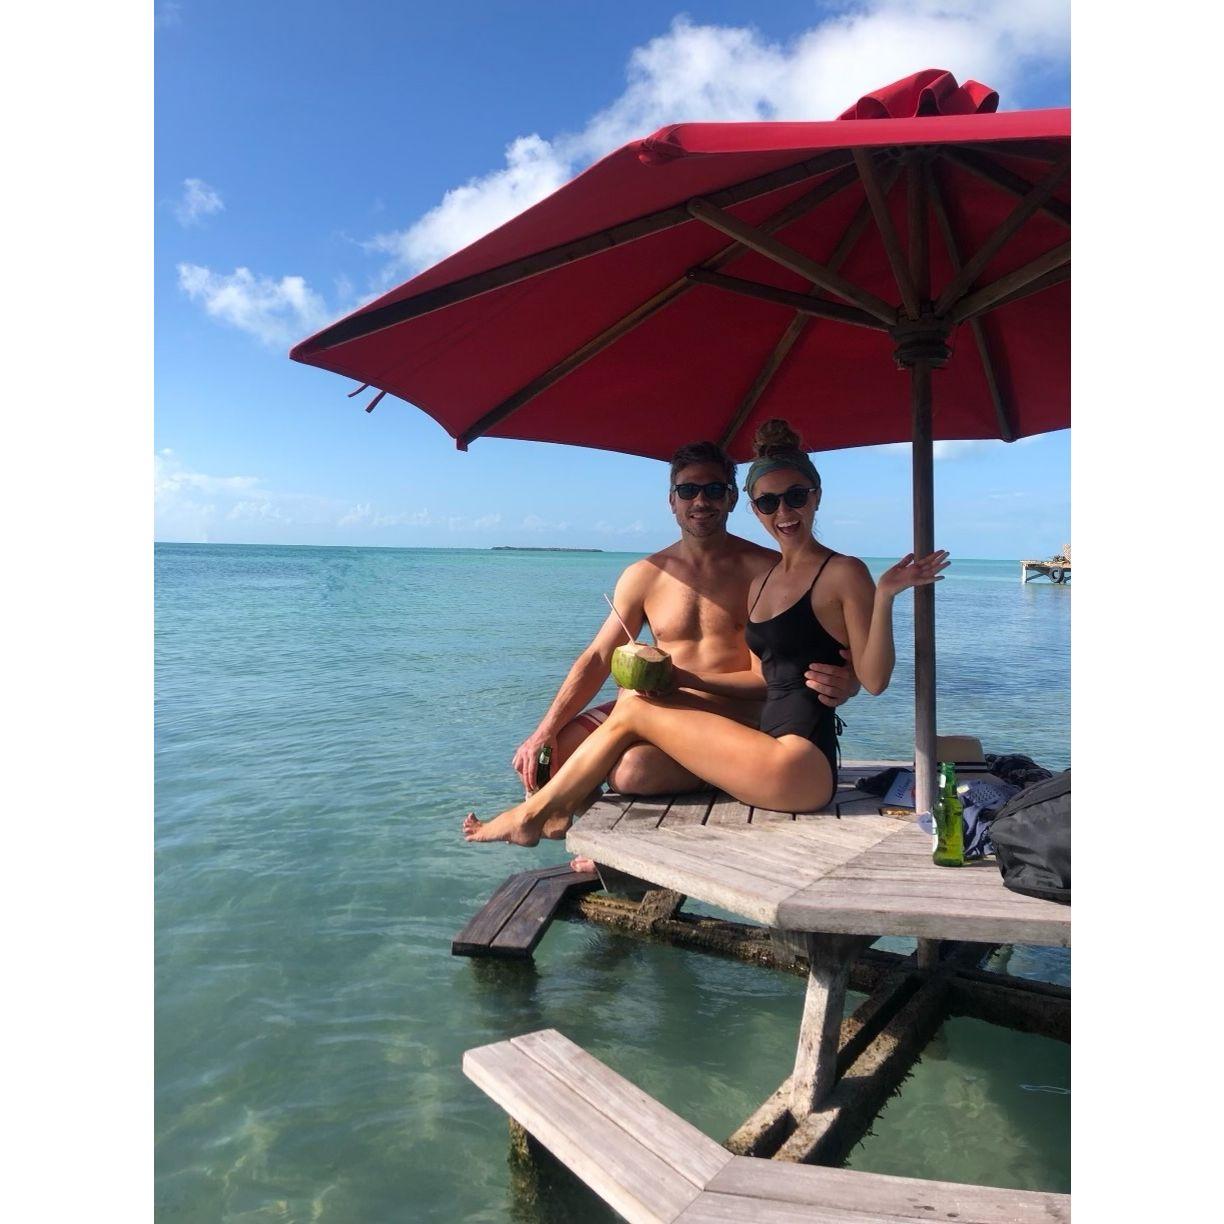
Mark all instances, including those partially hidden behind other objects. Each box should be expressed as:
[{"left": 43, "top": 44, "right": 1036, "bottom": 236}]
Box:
[
  {"left": 464, "top": 695, "right": 833, "bottom": 844},
  {"left": 464, "top": 709, "right": 641, "bottom": 844},
  {"left": 606, "top": 697, "right": 833, "bottom": 813}
]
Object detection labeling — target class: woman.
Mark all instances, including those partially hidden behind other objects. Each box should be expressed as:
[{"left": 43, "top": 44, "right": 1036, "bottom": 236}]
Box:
[{"left": 463, "top": 419, "right": 948, "bottom": 845}]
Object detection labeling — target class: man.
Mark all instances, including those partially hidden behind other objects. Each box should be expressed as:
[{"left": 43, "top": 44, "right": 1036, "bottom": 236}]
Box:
[{"left": 511, "top": 441, "right": 858, "bottom": 844}]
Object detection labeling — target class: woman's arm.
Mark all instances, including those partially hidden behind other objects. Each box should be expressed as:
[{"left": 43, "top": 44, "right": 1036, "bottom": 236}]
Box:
[{"left": 838, "top": 552, "right": 950, "bottom": 695}]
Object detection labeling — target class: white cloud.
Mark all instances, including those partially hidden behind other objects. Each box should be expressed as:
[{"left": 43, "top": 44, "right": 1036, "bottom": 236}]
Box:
[
  {"left": 180, "top": 3, "right": 1068, "bottom": 338},
  {"left": 177, "top": 264, "right": 331, "bottom": 347},
  {"left": 155, "top": 450, "right": 341, "bottom": 540},
  {"left": 595, "top": 519, "right": 646, "bottom": 536},
  {"left": 175, "top": 178, "right": 224, "bottom": 227},
  {"left": 521, "top": 514, "right": 570, "bottom": 533},
  {"left": 365, "top": 135, "right": 572, "bottom": 276},
  {"left": 880, "top": 439, "right": 1014, "bottom": 460},
  {"left": 337, "top": 502, "right": 371, "bottom": 527},
  {"left": 370, "top": 3, "right": 1068, "bottom": 272}
]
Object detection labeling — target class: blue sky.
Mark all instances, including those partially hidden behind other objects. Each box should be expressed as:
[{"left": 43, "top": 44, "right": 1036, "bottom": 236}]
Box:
[{"left": 156, "top": 0, "right": 1070, "bottom": 558}]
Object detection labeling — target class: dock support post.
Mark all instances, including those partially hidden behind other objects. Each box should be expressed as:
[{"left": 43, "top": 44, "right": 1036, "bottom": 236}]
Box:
[{"left": 790, "top": 933, "right": 873, "bottom": 1117}]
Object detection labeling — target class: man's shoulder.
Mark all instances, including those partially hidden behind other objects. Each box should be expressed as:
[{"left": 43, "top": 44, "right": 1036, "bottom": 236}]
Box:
[{"left": 618, "top": 551, "right": 671, "bottom": 588}]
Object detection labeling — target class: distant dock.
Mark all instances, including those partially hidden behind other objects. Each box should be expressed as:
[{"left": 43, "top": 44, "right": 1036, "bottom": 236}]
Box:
[
  {"left": 1020, "top": 558, "right": 1070, "bottom": 583},
  {"left": 1021, "top": 544, "right": 1071, "bottom": 583},
  {"left": 492, "top": 546, "right": 604, "bottom": 553}
]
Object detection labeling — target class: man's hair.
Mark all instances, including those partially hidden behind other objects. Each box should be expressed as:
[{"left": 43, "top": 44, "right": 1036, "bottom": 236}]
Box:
[{"left": 668, "top": 440, "right": 736, "bottom": 487}]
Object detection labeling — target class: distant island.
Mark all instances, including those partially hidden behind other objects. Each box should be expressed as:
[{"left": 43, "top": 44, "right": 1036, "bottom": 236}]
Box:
[{"left": 492, "top": 546, "right": 604, "bottom": 553}]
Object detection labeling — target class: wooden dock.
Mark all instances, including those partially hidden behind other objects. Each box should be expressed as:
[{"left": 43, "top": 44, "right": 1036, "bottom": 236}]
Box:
[{"left": 1020, "top": 554, "right": 1070, "bottom": 583}]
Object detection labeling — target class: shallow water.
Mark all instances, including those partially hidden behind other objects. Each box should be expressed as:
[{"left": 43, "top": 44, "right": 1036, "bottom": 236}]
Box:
[{"left": 155, "top": 544, "right": 1069, "bottom": 1220}]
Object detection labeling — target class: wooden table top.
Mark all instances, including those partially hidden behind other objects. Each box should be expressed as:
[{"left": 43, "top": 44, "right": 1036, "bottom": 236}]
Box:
[{"left": 567, "top": 763, "right": 1070, "bottom": 946}]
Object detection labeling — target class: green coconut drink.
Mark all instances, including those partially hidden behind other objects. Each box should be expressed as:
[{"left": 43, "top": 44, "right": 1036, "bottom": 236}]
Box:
[{"left": 610, "top": 641, "right": 673, "bottom": 692}]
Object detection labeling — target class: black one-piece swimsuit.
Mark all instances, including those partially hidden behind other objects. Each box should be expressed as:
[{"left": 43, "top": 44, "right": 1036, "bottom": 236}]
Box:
[{"left": 743, "top": 553, "right": 846, "bottom": 793}]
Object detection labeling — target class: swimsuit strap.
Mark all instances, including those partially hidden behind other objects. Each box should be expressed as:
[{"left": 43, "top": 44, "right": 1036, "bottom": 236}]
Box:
[
  {"left": 748, "top": 563, "right": 780, "bottom": 616},
  {"left": 808, "top": 551, "right": 838, "bottom": 593}
]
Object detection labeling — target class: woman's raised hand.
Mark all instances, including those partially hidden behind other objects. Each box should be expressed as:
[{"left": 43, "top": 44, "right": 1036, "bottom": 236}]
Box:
[{"left": 876, "top": 550, "right": 950, "bottom": 598}]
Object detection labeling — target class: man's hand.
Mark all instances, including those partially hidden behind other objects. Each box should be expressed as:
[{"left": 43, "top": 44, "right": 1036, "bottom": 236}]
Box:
[
  {"left": 512, "top": 729, "right": 556, "bottom": 794},
  {"left": 804, "top": 649, "right": 861, "bottom": 708}
]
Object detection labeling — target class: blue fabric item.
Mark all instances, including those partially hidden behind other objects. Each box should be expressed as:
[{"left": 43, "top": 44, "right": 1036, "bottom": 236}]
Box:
[
  {"left": 960, "top": 777, "right": 1020, "bottom": 860},
  {"left": 745, "top": 451, "right": 822, "bottom": 495}
]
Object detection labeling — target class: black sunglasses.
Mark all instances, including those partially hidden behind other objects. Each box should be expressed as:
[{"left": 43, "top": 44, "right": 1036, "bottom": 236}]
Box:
[
  {"left": 671, "top": 481, "right": 733, "bottom": 501},
  {"left": 750, "top": 486, "right": 819, "bottom": 514}
]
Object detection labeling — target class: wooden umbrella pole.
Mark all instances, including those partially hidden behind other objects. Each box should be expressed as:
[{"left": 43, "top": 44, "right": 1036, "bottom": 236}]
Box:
[{"left": 911, "top": 359, "right": 938, "bottom": 819}]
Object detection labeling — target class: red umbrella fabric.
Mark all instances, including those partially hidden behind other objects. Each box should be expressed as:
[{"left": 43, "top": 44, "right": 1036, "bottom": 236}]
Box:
[
  {"left": 291, "top": 69, "right": 1069, "bottom": 463},
  {"left": 291, "top": 69, "right": 1070, "bottom": 818}
]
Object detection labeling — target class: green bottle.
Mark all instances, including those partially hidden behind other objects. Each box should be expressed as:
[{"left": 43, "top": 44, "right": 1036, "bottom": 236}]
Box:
[
  {"left": 534, "top": 745, "right": 553, "bottom": 788},
  {"left": 932, "top": 762, "right": 964, "bottom": 867}
]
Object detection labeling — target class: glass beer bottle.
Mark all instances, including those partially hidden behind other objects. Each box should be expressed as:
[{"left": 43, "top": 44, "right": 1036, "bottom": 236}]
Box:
[{"left": 933, "top": 762, "right": 964, "bottom": 867}]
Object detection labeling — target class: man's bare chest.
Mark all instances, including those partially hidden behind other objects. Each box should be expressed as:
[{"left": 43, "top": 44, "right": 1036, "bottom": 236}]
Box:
[{"left": 643, "top": 572, "right": 752, "bottom": 644}]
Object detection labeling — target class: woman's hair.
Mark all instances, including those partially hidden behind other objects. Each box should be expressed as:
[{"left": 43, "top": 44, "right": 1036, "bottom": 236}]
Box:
[{"left": 745, "top": 418, "right": 822, "bottom": 495}]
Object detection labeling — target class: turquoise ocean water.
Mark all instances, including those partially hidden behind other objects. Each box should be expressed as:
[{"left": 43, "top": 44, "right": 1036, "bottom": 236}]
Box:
[{"left": 155, "top": 544, "right": 1070, "bottom": 1221}]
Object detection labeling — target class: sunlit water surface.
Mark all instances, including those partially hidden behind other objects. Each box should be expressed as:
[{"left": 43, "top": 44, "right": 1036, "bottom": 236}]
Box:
[{"left": 156, "top": 544, "right": 1069, "bottom": 1221}]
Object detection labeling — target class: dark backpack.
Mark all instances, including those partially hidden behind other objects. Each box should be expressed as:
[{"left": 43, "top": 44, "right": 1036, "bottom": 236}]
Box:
[{"left": 989, "top": 770, "right": 1070, "bottom": 904}]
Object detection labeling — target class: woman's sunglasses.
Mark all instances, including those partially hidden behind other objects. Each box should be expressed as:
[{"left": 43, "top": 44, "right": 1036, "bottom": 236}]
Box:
[
  {"left": 671, "top": 481, "right": 733, "bottom": 501},
  {"left": 750, "top": 486, "right": 819, "bottom": 515}
]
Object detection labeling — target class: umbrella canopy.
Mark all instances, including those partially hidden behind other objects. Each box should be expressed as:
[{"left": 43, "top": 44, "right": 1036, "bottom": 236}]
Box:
[
  {"left": 291, "top": 68, "right": 1069, "bottom": 462},
  {"left": 291, "top": 69, "right": 1071, "bottom": 815}
]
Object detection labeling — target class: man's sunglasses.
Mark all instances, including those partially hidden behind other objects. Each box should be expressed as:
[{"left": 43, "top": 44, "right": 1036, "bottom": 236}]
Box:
[
  {"left": 750, "top": 486, "right": 819, "bottom": 515},
  {"left": 671, "top": 481, "right": 733, "bottom": 501}
]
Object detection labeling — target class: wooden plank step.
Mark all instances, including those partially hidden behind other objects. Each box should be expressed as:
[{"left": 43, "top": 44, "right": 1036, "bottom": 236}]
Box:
[
  {"left": 694, "top": 1158, "right": 1069, "bottom": 1223},
  {"left": 464, "top": 1029, "right": 730, "bottom": 1224},
  {"left": 451, "top": 866, "right": 599, "bottom": 958},
  {"left": 465, "top": 1029, "right": 1070, "bottom": 1224}
]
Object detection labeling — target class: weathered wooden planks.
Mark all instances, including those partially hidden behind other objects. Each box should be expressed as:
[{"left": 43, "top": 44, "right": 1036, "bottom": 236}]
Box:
[
  {"left": 452, "top": 865, "right": 600, "bottom": 958},
  {"left": 700, "top": 1157, "right": 1070, "bottom": 1223},
  {"left": 661, "top": 791, "right": 717, "bottom": 827},
  {"left": 464, "top": 1035, "right": 714, "bottom": 1224},
  {"left": 467, "top": 1028, "right": 1070, "bottom": 1224}
]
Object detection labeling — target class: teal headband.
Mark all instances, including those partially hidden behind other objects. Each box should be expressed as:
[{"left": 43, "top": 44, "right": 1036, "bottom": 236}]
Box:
[{"left": 745, "top": 452, "right": 822, "bottom": 496}]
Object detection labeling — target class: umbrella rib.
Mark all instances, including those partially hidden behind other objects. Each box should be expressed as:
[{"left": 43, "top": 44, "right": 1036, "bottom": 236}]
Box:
[
  {"left": 927, "top": 160, "right": 1015, "bottom": 442},
  {"left": 854, "top": 148, "right": 919, "bottom": 319},
  {"left": 907, "top": 151, "right": 930, "bottom": 300},
  {"left": 940, "top": 146, "right": 1070, "bottom": 228},
  {"left": 971, "top": 263, "right": 1070, "bottom": 318},
  {"left": 687, "top": 270, "right": 889, "bottom": 330},
  {"left": 294, "top": 149, "right": 856, "bottom": 356},
  {"left": 949, "top": 242, "right": 1071, "bottom": 324},
  {"left": 687, "top": 199, "right": 898, "bottom": 326},
  {"left": 716, "top": 159, "right": 904, "bottom": 451},
  {"left": 453, "top": 163, "right": 868, "bottom": 449},
  {"left": 932, "top": 155, "right": 1070, "bottom": 317}
]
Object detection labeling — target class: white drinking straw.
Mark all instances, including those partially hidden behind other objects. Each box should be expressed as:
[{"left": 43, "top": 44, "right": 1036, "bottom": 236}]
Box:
[{"left": 603, "top": 592, "right": 634, "bottom": 644}]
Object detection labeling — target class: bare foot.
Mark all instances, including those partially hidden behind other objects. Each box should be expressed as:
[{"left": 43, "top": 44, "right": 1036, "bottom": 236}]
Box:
[
  {"left": 541, "top": 812, "right": 573, "bottom": 840},
  {"left": 570, "top": 856, "right": 597, "bottom": 873},
  {"left": 462, "top": 804, "right": 543, "bottom": 846}
]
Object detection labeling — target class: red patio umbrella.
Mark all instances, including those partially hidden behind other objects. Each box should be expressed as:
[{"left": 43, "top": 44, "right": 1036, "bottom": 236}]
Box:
[{"left": 291, "top": 68, "right": 1071, "bottom": 816}]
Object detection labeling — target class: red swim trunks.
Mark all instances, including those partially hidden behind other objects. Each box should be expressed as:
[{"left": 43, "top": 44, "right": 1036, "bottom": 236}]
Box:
[{"left": 572, "top": 700, "right": 617, "bottom": 734}]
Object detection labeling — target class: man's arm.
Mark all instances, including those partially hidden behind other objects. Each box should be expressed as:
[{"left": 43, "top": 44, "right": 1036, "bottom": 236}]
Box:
[{"left": 511, "top": 565, "right": 649, "bottom": 791}]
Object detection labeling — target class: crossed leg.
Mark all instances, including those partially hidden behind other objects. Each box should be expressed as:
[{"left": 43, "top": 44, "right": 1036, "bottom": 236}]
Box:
[{"left": 465, "top": 693, "right": 832, "bottom": 845}]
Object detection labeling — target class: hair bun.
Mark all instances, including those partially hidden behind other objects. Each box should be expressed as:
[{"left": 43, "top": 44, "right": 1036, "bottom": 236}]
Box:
[{"left": 752, "top": 418, "right": 802, "bottom": 457}]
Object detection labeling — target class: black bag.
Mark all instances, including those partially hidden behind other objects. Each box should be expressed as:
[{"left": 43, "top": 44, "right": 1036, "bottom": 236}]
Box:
[{"left": 989, "top": 770, "right": 1070, "bottom": 904}]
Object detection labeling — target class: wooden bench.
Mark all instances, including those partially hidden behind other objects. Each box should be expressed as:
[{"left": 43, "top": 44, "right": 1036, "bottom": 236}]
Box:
[
  {"left": 464, "top": 1028, "right": 1070, "bottom": 1224},
  {"left": 451, "top": 865, "right": 600, "bottom": 958}
]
